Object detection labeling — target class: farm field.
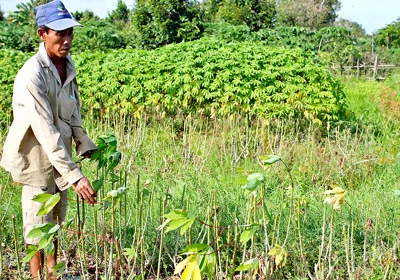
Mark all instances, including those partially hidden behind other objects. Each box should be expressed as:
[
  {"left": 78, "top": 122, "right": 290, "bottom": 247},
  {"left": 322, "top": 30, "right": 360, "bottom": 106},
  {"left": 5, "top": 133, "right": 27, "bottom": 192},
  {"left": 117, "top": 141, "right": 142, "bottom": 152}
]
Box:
[
  {"left": 2, "top": 0, "right": 400, "bottom": 277},
  {"left": 1, "top": 69, "right": 400, "bottom": 279},
  {"left": 1, "top": 9, "right": 400, "bottom": 276}
]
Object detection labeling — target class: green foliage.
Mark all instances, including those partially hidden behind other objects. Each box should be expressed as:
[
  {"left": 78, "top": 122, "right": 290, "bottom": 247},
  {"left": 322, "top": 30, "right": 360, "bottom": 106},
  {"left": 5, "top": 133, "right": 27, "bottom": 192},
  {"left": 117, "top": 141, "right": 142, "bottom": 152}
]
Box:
[
  {"left": 174, "top": 244, "right": 216, "bottom": 279},
  {"left": 0, "top": 21, "right": 38, "bottom": 52},
  {"left": 201, "top": 0, "right": 223, "bottom": 22},
  {"left": 374, "top": 20, "right": 400, "bottom": 64},
  {"left": 0, "top": 49, "right": 31, "bottom": 127},
  {"left": 32, "top": 193, "right": 61, "bottom": 216},
  {"left": 202, "top": 24, "right": 358, "bottom": 54},
  {"left": 242, "top": 173, "right": 265, "bottom": 191},
  {"left": 216, "top": 0, "right": 276, "bottom": 31},
  {"left": 255, "top": 26, "right": 319, "bottom": 50},
  {"left": 276, "top": 0, "right": 341, "bottom": 29},
  {"left": 236, "top": 258, "right": 259, "bottom": 274},
  {"left": 23, "top": 222, "right": 59, "bottom": 262},
  {"left": 71, "top": 10, "right": 100, "bottom": 21},
  {"left": 25, "top": 223, "right": 60, "bottom": 252},
  {"left": 72, "top": 38, "right": 346, "bottom": 124},
  {"left": 52, "top": 263, "right": 65, "bottom": 278},
  {"left": 127, "top": 0, "right": 203, "bottom": 49},
  {"left": 335, "top": 18, "right": 366, "bottom": 37},
  {"left": 315, "top": 26, "right": 361, "bottom": 69},
  {"left": 103, "top": 186, "right": 127, "bottom": 211},
  {"left": 342, "top": 79, "right": 393, "bottom": 128},
  {"left": 22, "top": 192, "right": 62, "bottom": 264},
  {"left": 0, "top": 18, "right": 125, "bottom": 53},
  {"left": 381, "top": 48, "right": 400, "bottom": 65},
  {"left": 1, "top": 75, "right": 400, "bottom": 278},
  {"left": 7, "top": 0, "right": 49, "bottom": 27},
  {"left": 206, "top": 0, "right": 341, "bottom": 31},
  {"left": 123, "top": 247, "right": 138, "bottom": 260},
  {"left": 72, "top": 19, "right": 126, "bottom": 52},
  {"left": 202, "top": 21, "right": 254, "bottom": 41},
  {"left": 243, "top": 0, "right": 276, "bottom": 31},
  {"left": 202, "top": 24, "right": 360, "bottom": 67},
  {"left": 3, "top": 0, "right": 49, "bottom": 52},
  {"left": 92, "top": 133, "right": 121, "bottom": 169},
  {"left": 239, "top": 223, "right": 260, "bottom": 245},
  {"left": 375, "top": 19, "right": 400, "bottom": 50},
  {"left": 0, "top": 6, "right": 4, "bottom": 21},
  {"left": 256, "top": 26, "right": 359, "bottom": 63},
  {"left": 23, "top": 245, "right": 39, "bottom": 263},
  {"left": 160, "top": 209, "right": 196, "bottom": 235},
  {"left": 262, "top": 154, "right": 282, "bottom": 165},
  {"left": 162, "top": 152, "right": 292, "bottom": 279},
  {"left": 0, "top": 35, "right": 347, "bottom": 127},
  {"left": 216, "top": 0, "right": 249, "bottom": 26},
  {"left": 107, "top": 0, "right": 130, "bottom": 29}
]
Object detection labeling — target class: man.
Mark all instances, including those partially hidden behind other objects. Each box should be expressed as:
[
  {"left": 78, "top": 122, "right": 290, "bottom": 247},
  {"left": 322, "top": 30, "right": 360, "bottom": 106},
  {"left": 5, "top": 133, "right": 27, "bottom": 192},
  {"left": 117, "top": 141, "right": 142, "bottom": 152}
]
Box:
[{"left": 0, "top": 1, "right": 97, "bottom": 279}]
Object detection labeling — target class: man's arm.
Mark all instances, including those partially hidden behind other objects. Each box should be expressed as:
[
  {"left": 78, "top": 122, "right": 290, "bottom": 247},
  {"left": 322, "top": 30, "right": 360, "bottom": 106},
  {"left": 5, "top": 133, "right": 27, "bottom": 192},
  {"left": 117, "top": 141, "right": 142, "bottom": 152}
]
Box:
[
  {"left": 23, "top": 72, "right": 83, "bottom": 185},
  {"left": 20, "top": 71, "right": 96, "bottom": 204},
  {"left": 70, "top": 80, "right": 97, "bottom": 157}
]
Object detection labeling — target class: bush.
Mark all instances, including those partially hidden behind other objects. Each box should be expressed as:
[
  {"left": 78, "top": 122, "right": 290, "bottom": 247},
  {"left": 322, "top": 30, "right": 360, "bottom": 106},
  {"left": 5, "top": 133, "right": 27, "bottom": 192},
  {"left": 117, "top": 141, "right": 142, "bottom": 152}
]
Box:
[
  {"left": 72, "top": 19, "right": 126, "bottom": 53},
  {"left": 73, "top": 38, "right": 346, "bottom": 124},
  {"left": 126, "top": 0, "right": 203, "bottom": 49},
  {"left": 202, "top": 22, "right": 254, "bottom": 42},
  {"left": 0, "top": 39, "right": 347, "bottom": 126},
  {"left": 0, "top": 21, "right": 38, "bottom": 52},
  {"left": 0, "top": 49, "right": 31, "bottom": 126}
]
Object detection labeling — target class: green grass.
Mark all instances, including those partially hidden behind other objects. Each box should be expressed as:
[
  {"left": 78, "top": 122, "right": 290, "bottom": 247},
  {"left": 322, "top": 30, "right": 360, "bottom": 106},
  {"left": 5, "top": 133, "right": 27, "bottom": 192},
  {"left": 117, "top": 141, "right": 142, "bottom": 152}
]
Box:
[{"left": 1, "top": 77, "right": 400, "bottom": 279}]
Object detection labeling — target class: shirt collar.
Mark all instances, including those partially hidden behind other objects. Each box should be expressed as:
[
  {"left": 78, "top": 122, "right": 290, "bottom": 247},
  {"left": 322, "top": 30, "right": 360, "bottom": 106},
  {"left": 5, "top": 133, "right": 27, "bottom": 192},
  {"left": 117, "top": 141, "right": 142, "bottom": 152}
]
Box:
[{"left": 37, "top": 42, "right": 76, "bottom": 86}]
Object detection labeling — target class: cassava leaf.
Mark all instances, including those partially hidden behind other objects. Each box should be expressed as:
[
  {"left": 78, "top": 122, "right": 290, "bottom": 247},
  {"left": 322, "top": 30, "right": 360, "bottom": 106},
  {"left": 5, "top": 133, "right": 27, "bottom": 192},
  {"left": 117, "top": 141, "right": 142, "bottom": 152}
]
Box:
[
  {"left": 36, "top": 193, "right": 61, "bottom": 216},
  {"left": 32, "top": 193, "right": 53, "bottom": 203},
  {"left": 247, "top": 172, "right": 265, "bottom": 182},
  {"left": 164, "top": 209, "right": 188, "bottom": 220},
  {"left": 182, "top": 243, "right": 209, "bottom": 254},
  {"left": 174, "top": 255, "right": 194, "bottom": 275},
  {"left": 262, "top": 155, "right": 281, "bottom": 165},
  {"left": 236, "top": 258, "right": 259, "bottom": 272},
  {"left": 23, "top": 245, "right": 38, "bottom": 263}
]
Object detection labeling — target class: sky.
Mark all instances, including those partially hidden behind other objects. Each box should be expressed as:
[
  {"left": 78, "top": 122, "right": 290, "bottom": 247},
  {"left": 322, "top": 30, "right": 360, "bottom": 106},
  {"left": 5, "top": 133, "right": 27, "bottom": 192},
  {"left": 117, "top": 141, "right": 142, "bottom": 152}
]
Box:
[
  {"left": 338, "top": 0, "right": 400, "bottom": 34},
  {"left": 1, "top": 0, "right": 399, "bottom": 35}
]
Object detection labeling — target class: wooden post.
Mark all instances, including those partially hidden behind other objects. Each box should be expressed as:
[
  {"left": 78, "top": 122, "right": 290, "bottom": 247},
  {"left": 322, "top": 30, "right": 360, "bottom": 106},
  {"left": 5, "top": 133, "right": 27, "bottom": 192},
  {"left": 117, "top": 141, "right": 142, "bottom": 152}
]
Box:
[
  {"left": 357, "top": 58, "right": 360, "bottom": 78},
  {"left": 364, "top": 54, "right": 367, "bottom": 75},
  {"left": 373, "top": 54, "right": 378, "bottom": 80}
]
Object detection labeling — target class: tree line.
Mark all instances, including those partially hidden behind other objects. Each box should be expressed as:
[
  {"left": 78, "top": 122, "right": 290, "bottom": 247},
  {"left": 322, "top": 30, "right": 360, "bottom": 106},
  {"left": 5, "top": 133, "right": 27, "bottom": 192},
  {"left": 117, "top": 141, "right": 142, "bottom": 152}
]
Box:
[{"left": 0, "top": 0, "right": 399, "bottom": 65}]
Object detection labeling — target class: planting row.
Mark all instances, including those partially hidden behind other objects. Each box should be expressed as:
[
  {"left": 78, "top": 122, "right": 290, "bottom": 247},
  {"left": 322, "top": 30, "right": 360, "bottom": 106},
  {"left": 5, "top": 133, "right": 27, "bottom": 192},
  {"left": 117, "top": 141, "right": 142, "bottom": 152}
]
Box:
[{"left": 0, "top": 38, "right": 347, "bottom": 126}]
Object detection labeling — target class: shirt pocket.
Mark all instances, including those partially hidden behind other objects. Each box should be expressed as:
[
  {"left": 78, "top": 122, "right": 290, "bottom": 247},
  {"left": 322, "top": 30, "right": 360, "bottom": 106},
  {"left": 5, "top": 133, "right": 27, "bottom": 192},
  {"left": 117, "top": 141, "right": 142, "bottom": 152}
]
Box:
[{"left": 58, "top": 91, "right": 77, "bottom": 123}]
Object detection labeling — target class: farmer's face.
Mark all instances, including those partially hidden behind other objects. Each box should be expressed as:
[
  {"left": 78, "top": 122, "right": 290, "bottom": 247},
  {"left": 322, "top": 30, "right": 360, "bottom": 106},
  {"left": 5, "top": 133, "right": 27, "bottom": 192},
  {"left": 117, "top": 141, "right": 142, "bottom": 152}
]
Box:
[{"left": 38, "top": 27, "right": 74, "bottom": 59}]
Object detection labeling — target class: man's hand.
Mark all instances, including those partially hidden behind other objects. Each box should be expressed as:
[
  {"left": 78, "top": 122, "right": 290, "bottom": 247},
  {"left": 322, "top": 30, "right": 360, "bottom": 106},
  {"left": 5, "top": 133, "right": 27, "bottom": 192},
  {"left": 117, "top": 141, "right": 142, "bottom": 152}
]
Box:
[
  {"left": 72, "top": 177, "right": 97, "bottom": 205},
  {"left": 81, "top": 149, "right": 96, "bottom": 159}
]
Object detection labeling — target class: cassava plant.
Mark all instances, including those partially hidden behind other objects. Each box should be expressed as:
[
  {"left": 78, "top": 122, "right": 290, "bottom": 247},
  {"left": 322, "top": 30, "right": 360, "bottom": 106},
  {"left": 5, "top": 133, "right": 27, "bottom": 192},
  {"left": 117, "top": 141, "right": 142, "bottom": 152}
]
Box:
[{"left": 158, "top": 154, "right": 296, "bottom": 279}]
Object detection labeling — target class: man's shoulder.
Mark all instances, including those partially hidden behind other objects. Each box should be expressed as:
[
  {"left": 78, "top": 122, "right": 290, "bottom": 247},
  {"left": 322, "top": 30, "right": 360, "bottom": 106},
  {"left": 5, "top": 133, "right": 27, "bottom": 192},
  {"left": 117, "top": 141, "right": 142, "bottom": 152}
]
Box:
[{"left": 16, "top": 53, "right": 47, "bottom": 81}]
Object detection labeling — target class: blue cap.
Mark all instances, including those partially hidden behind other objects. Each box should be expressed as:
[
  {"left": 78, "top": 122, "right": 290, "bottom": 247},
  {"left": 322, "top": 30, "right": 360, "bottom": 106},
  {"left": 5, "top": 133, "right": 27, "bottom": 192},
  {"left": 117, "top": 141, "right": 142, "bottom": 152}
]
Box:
[{"left": 35, "top": 0, "right": 81, "bottom": 31}]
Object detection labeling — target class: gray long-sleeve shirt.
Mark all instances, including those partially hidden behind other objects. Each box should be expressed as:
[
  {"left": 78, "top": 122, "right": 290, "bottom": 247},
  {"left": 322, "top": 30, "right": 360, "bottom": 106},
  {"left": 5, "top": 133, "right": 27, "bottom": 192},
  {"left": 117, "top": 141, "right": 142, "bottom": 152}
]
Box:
[{"left": 1, "top": 42, "right": 97, "bottom": 190}]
